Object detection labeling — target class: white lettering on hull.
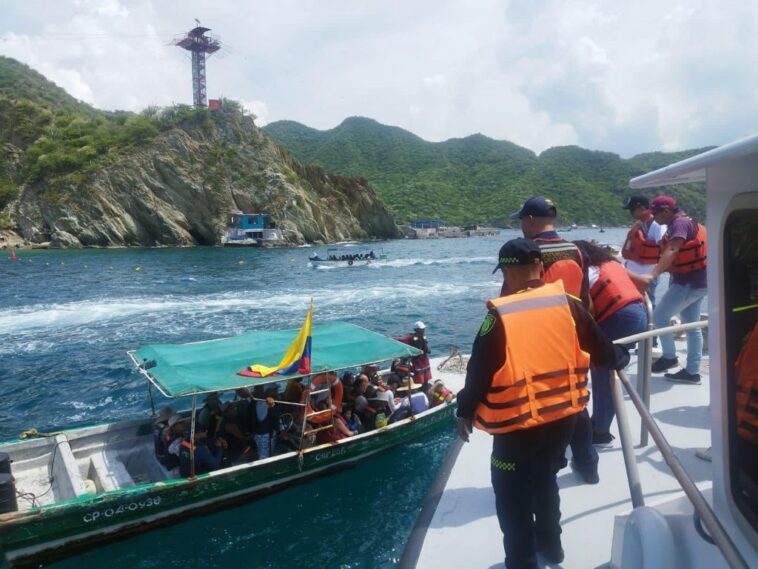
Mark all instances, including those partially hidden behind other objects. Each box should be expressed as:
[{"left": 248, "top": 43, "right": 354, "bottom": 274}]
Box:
[{"left": 83, "top": 496, "right": 162, "bottom": 523}]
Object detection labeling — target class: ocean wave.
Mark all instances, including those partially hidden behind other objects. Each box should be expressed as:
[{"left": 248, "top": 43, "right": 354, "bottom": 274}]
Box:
[
  {"left": 0, "top": 281, "right": 497, "bottom": 336},
  {"left": 368, "top": 256, "right": 492, "bottom": 268}
]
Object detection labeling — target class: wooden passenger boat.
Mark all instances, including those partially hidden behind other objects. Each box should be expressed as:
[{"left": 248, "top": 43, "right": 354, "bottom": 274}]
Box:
[
  {"left": 308, "top": 247, "right": 386, "bottom": 268},
  {"left": 0, "top": 322, "right": 455, "bottom": 565}
]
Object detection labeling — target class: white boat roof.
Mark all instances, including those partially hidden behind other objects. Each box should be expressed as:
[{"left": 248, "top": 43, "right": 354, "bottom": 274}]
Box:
[
  {"left": 412, "top": 345, "right": 720, "bottom": 568},
  {"left": 630, "top": 134, "right": 758, "bottom": 188}
]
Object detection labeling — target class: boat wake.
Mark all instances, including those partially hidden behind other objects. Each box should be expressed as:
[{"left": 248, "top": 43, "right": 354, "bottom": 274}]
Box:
[
  {"left": 369, "top": 256, "right": 493, "bottom": 269},
  {"left": 0, "top": 281, "right": 498, "bottom": 340}
]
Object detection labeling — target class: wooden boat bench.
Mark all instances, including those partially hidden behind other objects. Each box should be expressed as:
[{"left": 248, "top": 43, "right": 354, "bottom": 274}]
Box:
[{"left": 88, "top": 450, "right": 135, "bottom": 492}]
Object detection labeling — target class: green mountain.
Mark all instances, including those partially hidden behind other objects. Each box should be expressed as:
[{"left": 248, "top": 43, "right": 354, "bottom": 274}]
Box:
[
  {"left": 264, "top": 117, "right": 711, "bottom": 225},
  {"left": 0, "top": 56, "right": 398, "bottom": 246}
]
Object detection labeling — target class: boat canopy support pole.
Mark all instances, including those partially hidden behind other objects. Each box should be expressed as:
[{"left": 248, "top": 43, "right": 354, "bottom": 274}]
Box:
[
  {"left": 147, "top": 381, "right": 156, "bottom": 418},
  {"left": 190, "top": 394, "right": 197, "bottom": 478},
  {"left": 610, "top": 370, "right": 644, "bottom": 508},
  {"left": 616, "top": 368, "right": 749, "bottom": 569},
  {"left": 299, "top": 385, "right": 311, "bottom": 453}
]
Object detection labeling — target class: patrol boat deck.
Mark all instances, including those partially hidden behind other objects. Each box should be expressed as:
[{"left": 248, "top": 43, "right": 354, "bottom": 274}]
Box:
[{"left": 411, "top": 341, "right": 717, "bottom": 568}]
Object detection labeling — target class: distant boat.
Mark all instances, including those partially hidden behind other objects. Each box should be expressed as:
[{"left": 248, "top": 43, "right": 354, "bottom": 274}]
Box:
[
  {"left": 309, "top": 247, "right": 386, "bottom": 268},
  {"left": 599, "top": 226, "right": 606, "bottom": 233}
]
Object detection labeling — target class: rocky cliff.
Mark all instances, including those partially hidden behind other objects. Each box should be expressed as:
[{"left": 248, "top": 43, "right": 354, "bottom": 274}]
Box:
[{"left": 0, "top": 58, "right": 400, "bottom": 248}]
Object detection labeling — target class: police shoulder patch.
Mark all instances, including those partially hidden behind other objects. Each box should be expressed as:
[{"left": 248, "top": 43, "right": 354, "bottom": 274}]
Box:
[{"left": 479, "top": 314, "right": 496, "bottom": 336}]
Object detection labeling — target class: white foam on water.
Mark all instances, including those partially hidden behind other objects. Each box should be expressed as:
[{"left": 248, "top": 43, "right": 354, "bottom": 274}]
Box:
[
  {"left": 67, "top": 396, "right": 113, "bottom": 411},
  {"left": 368, "top": 256, "right": 492, "bottom": 268},
  {"left": 0, "top": 281, "right": 496, "bottom": 336}
]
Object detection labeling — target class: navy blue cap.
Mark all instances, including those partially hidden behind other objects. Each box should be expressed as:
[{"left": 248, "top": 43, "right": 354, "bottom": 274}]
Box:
[
  {"left": 622, "top": 195, "right": 649, "bottom": 210},
  {"left": 510, "top": 196, "right": 557, "bottom": 219},
  {"left": 492, "top": 238, "right": 543, "bottom": 273}
]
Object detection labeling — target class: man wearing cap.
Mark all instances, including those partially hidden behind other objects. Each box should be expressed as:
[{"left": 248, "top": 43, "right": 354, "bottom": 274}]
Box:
[
  {"left": 637, "top": 196, "right": 707, "bottom": 384},
  {"left": 395, "top": 321, "right": 432, "bottom": 390},
  {"left": 512, "top": 196, "right": 590, "bottom": 307},
  {"left": 512, "top": 196, "right": 598, "bottom": 482},
  {"left": 621, "top": 195, "right": 666, "bottom": 311},
  {"left": 457, "top": 238, "right": 628, "bottom": 569}
]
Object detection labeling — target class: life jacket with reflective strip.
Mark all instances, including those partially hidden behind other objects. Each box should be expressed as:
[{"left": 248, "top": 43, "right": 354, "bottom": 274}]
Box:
[
  {"left": 735, "top": 322, "right": 758, "bottom": 444},
  {"left": 590, "top": 261, "right": 644, "bottom": 323},
  {"left": 622, "top": 215, "right": 660, "bottom": 265},
  {"left": 662, "top": 219, "right": 707, "bottom": 273},
  {"left": 534, "top": 238, "right": 585, "bottom": 300},
  {"left": 474, "top": 281, "right": 591, "bottom": 435}
]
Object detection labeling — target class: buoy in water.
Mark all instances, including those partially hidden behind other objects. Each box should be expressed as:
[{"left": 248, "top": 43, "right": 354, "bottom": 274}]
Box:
[
  {"left": 238, "top": 260, "right": 245, "bottom": 265},
  {"left": 135, "top": 266, "right": 141, "bottom": 272}
]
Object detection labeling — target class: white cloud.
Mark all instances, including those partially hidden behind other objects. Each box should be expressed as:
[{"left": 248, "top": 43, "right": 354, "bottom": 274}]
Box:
[
  {"left": 1, "top": 0, "right": 756, "bottom": 157},
  {"left": 240, "top": 99, "right": 269, "bottom": 125}
]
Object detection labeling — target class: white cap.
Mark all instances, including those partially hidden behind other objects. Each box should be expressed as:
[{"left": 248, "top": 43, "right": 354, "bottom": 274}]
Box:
[{"left": 414, "top": 320, "right": 426, "bottom": 330}]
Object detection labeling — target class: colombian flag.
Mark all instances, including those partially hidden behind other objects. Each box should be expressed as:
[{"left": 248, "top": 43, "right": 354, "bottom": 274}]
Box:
[{"left": 238, "top": 302, "right": 313, "bottom": 377}]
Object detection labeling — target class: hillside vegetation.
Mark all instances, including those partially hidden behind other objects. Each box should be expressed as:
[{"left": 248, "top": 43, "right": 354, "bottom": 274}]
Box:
[
  {"left": 264, "top": 117, "right": 710, "bottom": 225},
  {"left": 0, "top": 56, "right": 398, "bottom": 245}
]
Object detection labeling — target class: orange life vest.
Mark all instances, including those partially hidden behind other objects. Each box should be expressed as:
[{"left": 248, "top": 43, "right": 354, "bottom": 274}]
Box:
[
  {"left": 663, "top": 220, "right": 707, "bottom": 273},
  {"left": 304, "top": 372, "right": 344, "bottom": 425},
  {"left": 622, "top": 216, "right": 660, "bottom": 265},
  {"left": 735, "top": 322, "right": 758, "bottom": 444},
  {"left": 474, "top": 281, "right": 591, "bottom": 435},
  {"left": 590, "top": 261, "right": 644, "bottom": 323},
  {"left": 535, "top": 238, "right": 585, "bottom": 299}
]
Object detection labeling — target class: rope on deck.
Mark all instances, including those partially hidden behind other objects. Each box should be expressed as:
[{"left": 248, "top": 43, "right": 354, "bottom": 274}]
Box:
[
  {"left": 19, "top": 428, "right": 65, "bottom": 439},
  {"left": 436, "top": 347, "right": 469, "bottom": 373}
]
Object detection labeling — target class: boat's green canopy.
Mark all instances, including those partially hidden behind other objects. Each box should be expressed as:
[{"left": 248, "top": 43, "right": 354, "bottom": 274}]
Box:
[{"left": 131, "top": 321, "right": 422, "bottom": 398}]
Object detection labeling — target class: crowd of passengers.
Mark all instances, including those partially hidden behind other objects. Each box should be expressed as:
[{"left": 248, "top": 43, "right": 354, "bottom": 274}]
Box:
[
  {"left": 326, "top": 251, "right": 377, "bottom": 261},
  {"left": 152, "top": 362, "right": 454, "bottom": 478}
]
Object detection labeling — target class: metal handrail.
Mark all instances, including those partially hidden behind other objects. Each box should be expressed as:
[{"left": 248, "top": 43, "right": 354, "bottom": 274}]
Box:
[
  {"left": 607, "top": 318, "right": 749, "bottom": 569},
  {"left": 614, "top": 320, "right": 707, "bottom": 345},
  {"left": 615, "top": 369, "right": 748, "bottom": 569}
]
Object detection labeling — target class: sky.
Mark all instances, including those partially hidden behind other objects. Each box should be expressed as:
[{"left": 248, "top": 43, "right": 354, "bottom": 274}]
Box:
[{"left": 1, "top": 0, "right": 756, "bottom": 157}]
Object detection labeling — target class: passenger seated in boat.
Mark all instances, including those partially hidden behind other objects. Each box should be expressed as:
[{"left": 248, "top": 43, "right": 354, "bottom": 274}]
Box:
[
  {"left": 317, "top": 407, "right": 357, "bottom": 444},
  {"left": 284, "top": 377, "right": 305, "bottom": 403},
  {"left": 178, "top": 429, "right": 227, "bottom": 478},
  {"left": 153, "top": 406, "right": 174, "bottom": 466},
  {"left": 219, "top": 402, "right": 251, "bottom": 464},
  {"left": 351, "top": 374, "right": 377, "bottom": 429},
  {"left": 197, "top": 392, "right": 223, "bottom": 438},
  {"left": 429, "top": 380, "right": 454, "bottom": 408},
  {"left": 250, "top": 386, "right": 281, "bottom": 459},
  {"left": 343, "top": 405, "right": 362, "bottom": 433},
  {"left": 369, "top": 376, "right": 399, "bottom": 415},
  {"left": 160, "top": 414, "right": 188, "bottom": 470},
  {"left": 389, "top": 380, "right": 429, "bottom": 423}
]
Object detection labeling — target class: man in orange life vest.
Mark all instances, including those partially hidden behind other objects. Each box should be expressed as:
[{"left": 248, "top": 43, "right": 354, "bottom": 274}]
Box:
[
  {"left": 513, "top": 196, "right": 599, "bottom": 482},
  {"left": 636, "top": 195, "right": 707, "bottom": 384},
  {"left": 621, "top": 195, "right": 666, "bottom": 310},
  {"left": 456, "top": 238, "right": 629, "bottom": 569}
]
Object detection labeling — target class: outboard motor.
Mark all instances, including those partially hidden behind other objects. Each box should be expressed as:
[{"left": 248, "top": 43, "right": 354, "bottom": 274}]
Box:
[{"left": 0, "top": 451, "right": 17, "bottom": 513}]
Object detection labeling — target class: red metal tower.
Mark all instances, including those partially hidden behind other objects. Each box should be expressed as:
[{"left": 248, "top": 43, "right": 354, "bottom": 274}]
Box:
[{"left": 174, "top": 25, "right": 221, "bottom": 108}]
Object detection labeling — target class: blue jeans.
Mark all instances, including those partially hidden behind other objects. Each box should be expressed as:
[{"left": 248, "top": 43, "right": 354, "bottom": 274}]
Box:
[
  {"left": 653, "top": 283, "right": 707, "bottom": 374},
  {"left": 591, "top": 301, "right": 648, "bottom": 432}
]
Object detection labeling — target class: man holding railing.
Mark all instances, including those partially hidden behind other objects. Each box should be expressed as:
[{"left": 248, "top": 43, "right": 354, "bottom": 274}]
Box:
[{"left": 636, "top": 196, "right": 707, "bottom": 384}]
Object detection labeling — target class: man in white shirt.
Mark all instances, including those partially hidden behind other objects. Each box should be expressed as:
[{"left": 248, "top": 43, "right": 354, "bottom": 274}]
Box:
[{"left": 621, "top": 196, "right": 666, "bottom": 309}]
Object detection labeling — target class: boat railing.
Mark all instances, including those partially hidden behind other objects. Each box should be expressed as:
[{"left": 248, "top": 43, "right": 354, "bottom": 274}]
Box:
[{"left": 611, "top": 316, "right": 750, "bottom": 569}]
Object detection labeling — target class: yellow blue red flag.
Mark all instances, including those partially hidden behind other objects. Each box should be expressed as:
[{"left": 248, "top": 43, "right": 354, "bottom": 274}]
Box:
[{"left": 238, "top": 302, "right": 313, "bottom": 377}]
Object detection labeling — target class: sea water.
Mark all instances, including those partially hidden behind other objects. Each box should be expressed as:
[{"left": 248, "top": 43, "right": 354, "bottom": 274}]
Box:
[{"left": 0, "top": 228, "right": 628, "bottom": 568}]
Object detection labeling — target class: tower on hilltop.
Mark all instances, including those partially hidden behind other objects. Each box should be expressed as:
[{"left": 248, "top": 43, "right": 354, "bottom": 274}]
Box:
[{"left": 174, "top": 24, "right": 221, "bottom": 108}]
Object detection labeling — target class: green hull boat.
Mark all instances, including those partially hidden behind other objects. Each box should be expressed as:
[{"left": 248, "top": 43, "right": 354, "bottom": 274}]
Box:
[{"left": 0, "top": 321, "right": 455, "bottom": 565}]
